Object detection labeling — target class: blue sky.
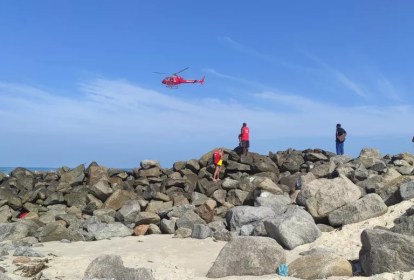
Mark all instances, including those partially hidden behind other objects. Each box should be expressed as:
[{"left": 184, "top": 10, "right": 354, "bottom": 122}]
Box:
[{"left": 1, "top": 1, "right": 414, "bottom": 168}]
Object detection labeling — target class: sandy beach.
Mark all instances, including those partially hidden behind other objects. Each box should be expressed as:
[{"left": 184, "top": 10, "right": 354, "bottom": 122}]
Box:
[{"left": 1, "top": 199, "right": 413, "bottom": 280}]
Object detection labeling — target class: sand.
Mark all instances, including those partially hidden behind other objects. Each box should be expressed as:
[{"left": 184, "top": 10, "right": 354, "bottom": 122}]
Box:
[{"left": 1, "top": 198, "right": 413, "bottom": 280}]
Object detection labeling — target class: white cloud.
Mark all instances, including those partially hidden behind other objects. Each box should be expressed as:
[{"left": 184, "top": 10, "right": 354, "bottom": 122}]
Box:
[
  {"left": 0, "top": 79, "right": 413, "bottom": 167},
  {"left": 205, "top": 69, "right": 268, "bottom": 90},
  {"left": 305, "top": 53, "right": 369, "bottom": 99},
  {"left": 377, "top": 76, "right": 402, "bottom": 102},
  {"left": 221, "top": 37, "right": 272, "bottom": 61}
]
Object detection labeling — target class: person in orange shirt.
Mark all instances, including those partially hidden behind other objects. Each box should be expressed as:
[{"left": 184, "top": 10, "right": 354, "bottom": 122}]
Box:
[
  {"left": 240, "top": 122, "right": 250, "bottom": 156},
  {"left": 213, "top": 148, "right": 223, "bottom": 181}
]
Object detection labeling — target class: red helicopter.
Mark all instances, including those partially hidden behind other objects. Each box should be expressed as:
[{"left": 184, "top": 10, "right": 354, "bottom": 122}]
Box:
[{"left": 154, "top": 67, "right": 205, "bottom": 88}]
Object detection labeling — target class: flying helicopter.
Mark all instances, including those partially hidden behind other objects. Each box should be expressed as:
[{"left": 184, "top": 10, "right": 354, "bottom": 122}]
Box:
[{"left": 153, "top": 67, "right": 205, "bottom": 89}]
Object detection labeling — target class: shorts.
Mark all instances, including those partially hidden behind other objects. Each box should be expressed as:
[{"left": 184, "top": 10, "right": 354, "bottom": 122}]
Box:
[
  {"left": 216, "top": 160, "right": 223, "bottom": 166},
  {"left": 241, "top": 140, "right": 249, "bottom": 148}
]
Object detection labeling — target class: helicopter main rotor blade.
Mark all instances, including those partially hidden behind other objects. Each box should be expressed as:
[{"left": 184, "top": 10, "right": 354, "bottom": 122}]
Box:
[
  {"left": 152, "top": 71, "right": 168, "bottom": 75},
  {"left": 174, "top": 67, "right": 189, "bottom": 75}
]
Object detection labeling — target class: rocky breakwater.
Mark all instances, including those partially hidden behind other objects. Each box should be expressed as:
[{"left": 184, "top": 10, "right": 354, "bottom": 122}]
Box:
[{"left": 0, "top": 147, "right": 413, "bottom": 279}]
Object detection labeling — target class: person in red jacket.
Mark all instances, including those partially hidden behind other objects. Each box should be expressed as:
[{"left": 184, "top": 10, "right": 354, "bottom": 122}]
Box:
[
  {"left": 213, "top": 148, "right": 223, "bottom": 181},
  {"left": 240, "top": 122, "right": 249, "bottom": 156}
]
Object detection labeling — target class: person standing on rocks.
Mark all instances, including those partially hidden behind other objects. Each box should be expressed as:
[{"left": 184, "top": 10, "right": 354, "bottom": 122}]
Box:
[
  {"left": 336, "top": 123, "right": 347, "bottom": 155},
  {"left": 213, "top": 148, "right": 223, "bottom": 181},
  {"left": 240, "top": 122, "right": 250, "bottom": 156}
]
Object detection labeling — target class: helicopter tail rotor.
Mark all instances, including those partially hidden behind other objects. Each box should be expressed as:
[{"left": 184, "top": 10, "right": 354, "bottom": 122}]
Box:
[{"left": 199, "top": 76, "right": 205, "bottom": 85}]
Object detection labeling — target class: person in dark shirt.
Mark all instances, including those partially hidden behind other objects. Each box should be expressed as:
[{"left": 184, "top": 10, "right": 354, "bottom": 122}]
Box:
[{"left": 336, "top": 123, "right": 347, "bottom": 155}]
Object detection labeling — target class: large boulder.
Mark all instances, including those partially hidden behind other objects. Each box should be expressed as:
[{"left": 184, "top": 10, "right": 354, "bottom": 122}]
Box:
[
  {"left": 255, "top": 193, "right": 290, "bottom": 215},
  {"left": 359, "top": 229, "right": 414, "bottom": 275},
  {"left": 36, "top": 222, "right": 85, "bottom": 242},
  {"left": 86, "top": 222, "right": 133, "bottom": 240},
  {"left": 10, "top": 168, "right": 34, "bottom": 191},
  {"left": 280, "top": 153, "right": 305, "bottom": 173},
  {"left": 0, "top": 222, "right": 30, "bottom": 242},
  {"left": 206, "top": 236, "right": 286, "bottom": 278},
  {"left": 83, "top": 255, "right": 154, "bottom": 280},
  {"left": 288, "top": 253, "right": 352, "bottom": 279},
  {"left": 59, "top": 164, "right": 85, "bottom": 186},
  {"left": 400, "top": 181, "right": 414, "bottom": 200},
  {"left": 87, "top": 165, "right": 109, "bottom": 186},
  {"left": 226, "top": 206, "right": 277, "bottom": 234},
  {"left": 328, "top": 193, "right": 388, "bottom": 226},
  {"left": 297, "top": 175, "right": 362, "bottom": 219},
  {"left": 264, "top": 206, "right": 321, "bottom": 249}
]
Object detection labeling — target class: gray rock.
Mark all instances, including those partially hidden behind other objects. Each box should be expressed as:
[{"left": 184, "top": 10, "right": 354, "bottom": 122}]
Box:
[
  {"left": 191, "top": 192, "right": 209, "bottom": 206},
  {"left": 103, "top": 189, "right": 138, "bottom": 211},
  {"left": 264, "top": 206, "right": 321, "bottom": 249},
  {"left": 391, "top": 215, "right": 414, "bottom": 236},
  {"left": 226, "top": 161, "right": 251, "bottom": 172},
  {"left": 359, "top": 148, "right": 382, "bottom": 160},
  {"left": 86, "top": 222, "right": 133, "bottom": 240},
  {"left": 10, "top": 168, "right": 34, "bottom": 191},
  {"left": 83, "top": 255, "right": 154, "bottom": 280},
  {"left": 0, "top": 188, "right": 22, "bottom": 209},
  {"left": 396, "top": 166, "right": 414, "bottom": 175},
  {"left": 160, "top": 218, "right": 176, "bottom": 234},
  {"left": 166, "top": 204, "right": 196, "bottom": 218},
  {"left": 43, "top": 192, "right": 65, "bottom": 205},
  {"left": 134, "top": 212, "right": 161, "bottom": 226},
  {"left": 147, "top": 224, "right": 161, "bottom": 234},
  {"left": 90, "top": 180, "right": 113, "bottom": 201},
  {"left": 288, "top": 254, "right": 352, "bottom": 278},
  {"left": 400, "top": 181, "right": 414, "bottom": 200},
  {"left": 207, "top": 236, "right": 286, "bottom": 278},
  {"left": 185, "top": 159, "right": 200, "bottom": 173},
  {"left": 297, "top": 175, "right": 362, "bottom": 219},
  {"left": 138, "top": 167, "right": 160, "bottom": 177},
  {"left": 213, "top": 230, "right": 233, "bottom": 242},
  {"left": 226, "top": 206, "right": 277, "bottom": 234},
  {"left": 0, "top": 205, "right": 12, "bottom": 223},
  {"left": 255, "top": 194, "right": 290, "bottom": 215},
  {"left": 252, "top": 177, "right": 283, "bottom": 195},
  {"left": 88, "top": 165, "right": 109, "bottom": 186},
  {"left": 208, "top": 220, "right": 226, "bottom": 232},
  {"left": 36, "top": 222, "right": 85, "bottom": 242},
  {"left": 280, "top": 153, "right": 305, "bottom": 173},
  {"left": 221, "top": 178, "right": 239, "bottom": 190},
  {"left": 226, "top": 189, "right": 249, "bottom": 206},
  {"left": 64, "top": 191, "right": 88, "bottom": 209},
  {"left": 251, "top": 161, "right": 279, "bottom": 174},
  {"left": 0, "top": 222, "right": 30, "bottom": 242},
  {"left": 305, "top": 152, "right": 328, "bottom": 162},
  {"left": 145, "top": 200, "right": 173, "bottom": 213},
  {"left": 310, "top": 161, "right": 335, "bottom": 178},
  {"left": 0, "top": 272, "right": 12, "bottom": 280},
  {"left": 359, "top": 229, "right": 414, "bottom": 276},
  {"left": 191, "top": 224, "right": 213, "bottom": 239},
  {"left": 13, "top": 246, "right": 44, "bottom": 257},
  {"left": 116, "top": 200, "right": 141, "bottom": 224},
  {"left": 60, "top": 164, "right": 85, "bottom": 186},
  {"left": 328, "top": 193, "right": 388, "bottom": 226},
  {"left": 317, "top": 224, "right": 335, "bottom": 232},
  {"left": 176, "top": 210, "right": 206, "bottom": 229},
  {"left": 173, "top": 227, "right": 192, "bottom": 238},
  {"left": 140, "top": 160, "right": 160, "bottom": 170}
]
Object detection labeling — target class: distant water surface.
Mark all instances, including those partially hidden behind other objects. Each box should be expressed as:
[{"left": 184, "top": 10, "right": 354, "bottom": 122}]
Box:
[
  {"left": 0, "top": 166, "right": 132, "bottom": 175},
  {"left": 0, "top": 167, "right": 57, "bottom": 175}
]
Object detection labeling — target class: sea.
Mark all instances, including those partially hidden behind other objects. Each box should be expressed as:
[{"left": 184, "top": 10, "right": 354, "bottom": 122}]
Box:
[{"left": 0, "top": 167, "right": 57, "bottom": 175}]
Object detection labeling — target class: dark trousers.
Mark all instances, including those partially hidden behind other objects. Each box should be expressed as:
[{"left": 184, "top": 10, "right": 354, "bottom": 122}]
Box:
[{"left": 336, "top": 142, "right": 344, "bottom": 155}]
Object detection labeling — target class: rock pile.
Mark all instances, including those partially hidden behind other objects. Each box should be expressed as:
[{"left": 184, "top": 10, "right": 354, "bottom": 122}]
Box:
[{"left": 0, "top": 147, "right": 414, "bottom": 279}]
